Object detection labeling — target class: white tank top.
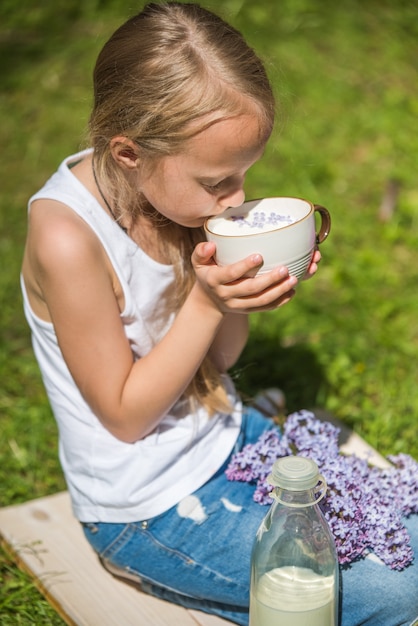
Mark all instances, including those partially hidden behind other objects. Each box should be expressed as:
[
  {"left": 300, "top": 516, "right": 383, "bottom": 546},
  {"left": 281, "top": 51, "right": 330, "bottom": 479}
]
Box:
[{"left": 21, "top": 149, "right": 242, "bottom": 522}]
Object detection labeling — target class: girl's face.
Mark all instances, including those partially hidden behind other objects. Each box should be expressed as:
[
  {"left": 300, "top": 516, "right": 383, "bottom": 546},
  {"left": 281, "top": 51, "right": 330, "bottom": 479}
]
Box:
[{"left": 138, "top": 114, "right": 269, "bottom": 228}]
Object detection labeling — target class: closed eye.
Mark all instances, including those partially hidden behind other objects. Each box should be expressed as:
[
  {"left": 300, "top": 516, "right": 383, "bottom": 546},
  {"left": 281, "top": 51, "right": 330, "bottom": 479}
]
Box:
[
  {"left": 203, "top": 183, "right": 221, "bottom": 193},
  {"left": 202, "top": 182, "right": 223, "bottom": 193},
  {"left": 201, "top": 173, "right": 246, "bottom": 195}
]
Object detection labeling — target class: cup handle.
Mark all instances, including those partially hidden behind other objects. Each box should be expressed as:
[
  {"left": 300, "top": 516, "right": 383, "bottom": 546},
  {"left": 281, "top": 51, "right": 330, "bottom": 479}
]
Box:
[{"left": 314, "top": 205, "right": 331, "bottom": 244}]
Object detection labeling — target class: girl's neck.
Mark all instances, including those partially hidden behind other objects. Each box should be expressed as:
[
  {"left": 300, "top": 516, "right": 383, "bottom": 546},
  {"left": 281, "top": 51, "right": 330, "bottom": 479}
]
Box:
[
  {"left": 130, "top": 214, "right": 174, "bottom": 265},
  {"left": 92, "top": 158, "right": 127, "bottom": 234},
  {"left": 72, "top": 153, "right": 177, "bottom": 265}
]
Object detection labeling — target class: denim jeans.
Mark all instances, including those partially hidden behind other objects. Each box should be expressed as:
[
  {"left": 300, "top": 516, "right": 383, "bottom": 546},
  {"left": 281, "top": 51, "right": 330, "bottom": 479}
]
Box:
[{"left": 82, "top": 408, "right": 418, "bottom": 626}]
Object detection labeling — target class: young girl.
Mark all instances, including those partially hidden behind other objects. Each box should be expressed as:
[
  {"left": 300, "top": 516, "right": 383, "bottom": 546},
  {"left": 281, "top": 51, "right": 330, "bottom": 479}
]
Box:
[{"left": 21, "top": 3, "right": 418, "bottom": 625}]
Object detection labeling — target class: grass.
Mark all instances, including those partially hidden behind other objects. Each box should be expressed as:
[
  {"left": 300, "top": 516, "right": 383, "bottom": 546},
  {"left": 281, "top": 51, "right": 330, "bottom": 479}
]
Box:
[
  {"left": 0, "top": 544, "right": 64, "bottom": 625},
  {"left": 1, "top": 0, "right": 417, "bottom": 622}
]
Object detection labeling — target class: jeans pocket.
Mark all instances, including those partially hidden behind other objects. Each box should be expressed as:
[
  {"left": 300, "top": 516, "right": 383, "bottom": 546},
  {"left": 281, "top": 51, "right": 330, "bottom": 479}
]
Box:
[{"left": 81, "top": 521, "right": 129, "bottom": 558}]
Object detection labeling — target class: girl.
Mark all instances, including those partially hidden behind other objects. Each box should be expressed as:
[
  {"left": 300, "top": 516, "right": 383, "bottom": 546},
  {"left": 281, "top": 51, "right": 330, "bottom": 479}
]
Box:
[{"left": 21, "top": 3, "right": 418, "bottom": 625}]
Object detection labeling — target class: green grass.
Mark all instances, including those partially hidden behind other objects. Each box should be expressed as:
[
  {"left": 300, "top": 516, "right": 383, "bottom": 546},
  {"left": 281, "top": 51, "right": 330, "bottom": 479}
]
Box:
[
  {"left": 1, "top": 0, "right": 417, "bottom": 622},
  {"left": 0, "top": 544, "right": 64, "bottom": 625}
]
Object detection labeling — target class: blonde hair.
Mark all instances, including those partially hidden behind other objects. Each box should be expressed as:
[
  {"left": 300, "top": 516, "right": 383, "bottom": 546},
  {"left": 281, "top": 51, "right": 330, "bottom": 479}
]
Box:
[{"left": 89, "top": 1, "right": 275, "bottom": 414}]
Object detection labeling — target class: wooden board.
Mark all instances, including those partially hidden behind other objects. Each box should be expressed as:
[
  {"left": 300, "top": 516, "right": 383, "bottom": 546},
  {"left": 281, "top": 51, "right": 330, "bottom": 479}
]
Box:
[
  {"left": 0, "top": 418, "right": 389, "bottom": 625},
  {"left": 314, "top": 409, "right": 391, "bottom": 470}
]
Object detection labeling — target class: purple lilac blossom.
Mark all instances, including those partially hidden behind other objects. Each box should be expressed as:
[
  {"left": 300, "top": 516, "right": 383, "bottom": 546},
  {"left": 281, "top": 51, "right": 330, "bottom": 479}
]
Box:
[
  {"left": 230, "top": 211, "right": 294, "bottom": 229},
  {"left": 225, "top": 410, "right": 418, "bottom": 570}
]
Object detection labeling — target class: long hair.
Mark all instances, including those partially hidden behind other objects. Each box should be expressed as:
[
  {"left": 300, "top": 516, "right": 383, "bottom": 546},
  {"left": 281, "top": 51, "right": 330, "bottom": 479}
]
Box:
[{"left": 89, "top": 2, "right": 275, "bottom": 414}]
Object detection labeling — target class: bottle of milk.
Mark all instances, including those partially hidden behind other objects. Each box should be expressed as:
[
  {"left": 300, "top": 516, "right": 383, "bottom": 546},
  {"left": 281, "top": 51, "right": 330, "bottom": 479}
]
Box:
[{"left": 249, "top": 456, "right": 339, "bottom": 626}]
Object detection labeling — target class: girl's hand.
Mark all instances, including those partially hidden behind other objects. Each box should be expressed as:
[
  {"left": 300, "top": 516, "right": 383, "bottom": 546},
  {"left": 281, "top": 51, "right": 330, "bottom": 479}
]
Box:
[{"left": 191, "top": 241, "right": 298, "bottom": 314}]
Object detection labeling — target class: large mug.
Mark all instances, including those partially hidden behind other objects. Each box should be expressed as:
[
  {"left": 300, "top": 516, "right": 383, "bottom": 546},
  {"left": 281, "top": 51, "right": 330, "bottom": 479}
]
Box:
[{"left": 204, "top": 197, "right": 331, "bottom": 279}]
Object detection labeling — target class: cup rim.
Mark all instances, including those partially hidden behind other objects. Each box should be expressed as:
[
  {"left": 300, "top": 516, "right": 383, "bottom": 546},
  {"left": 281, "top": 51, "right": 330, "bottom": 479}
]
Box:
[{"left": 204, "top": 196, "right": 314, "bottom": 238}]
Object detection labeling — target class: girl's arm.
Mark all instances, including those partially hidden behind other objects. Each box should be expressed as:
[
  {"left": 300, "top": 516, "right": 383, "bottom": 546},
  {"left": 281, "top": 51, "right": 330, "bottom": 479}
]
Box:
[
  {"left": 204, "top": 250, "right": 321, "bottom": 372},
  {"left": 208, "top": 314, "right": 249, "bottom": 372},
  {"left": 25, "top": 206, "right": 297, "bottom": 443},
  {"left": 201, "top": 245, "right": 322, "bottom": 372}
]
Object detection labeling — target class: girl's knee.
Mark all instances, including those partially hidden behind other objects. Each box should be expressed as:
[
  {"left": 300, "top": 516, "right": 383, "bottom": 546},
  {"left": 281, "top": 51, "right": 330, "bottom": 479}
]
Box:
[{"left": 341, "top": 558, "right": 418, "bottom": 626}]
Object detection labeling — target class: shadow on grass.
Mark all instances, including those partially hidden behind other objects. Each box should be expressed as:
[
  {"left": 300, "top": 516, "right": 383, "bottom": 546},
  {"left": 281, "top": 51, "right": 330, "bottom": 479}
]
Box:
[
  {"left": 0, "top": 16, "right": 74, "bottom": 90},
  {"left": 0, "top": 1, "right": 118, "bottom": 90},
  {"left": 232, "top": 331, "right": 328, "bottom": 414}
]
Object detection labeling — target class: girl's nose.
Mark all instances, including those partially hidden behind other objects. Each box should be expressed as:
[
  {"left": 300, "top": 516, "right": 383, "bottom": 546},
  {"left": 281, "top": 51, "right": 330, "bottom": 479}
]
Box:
[{"left": 219, "top": 186, "right": 245, "bottom": 209}]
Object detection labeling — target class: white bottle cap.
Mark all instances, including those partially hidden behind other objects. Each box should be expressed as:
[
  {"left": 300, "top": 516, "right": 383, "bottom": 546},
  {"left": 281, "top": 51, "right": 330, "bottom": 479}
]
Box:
[{"left": 268, "top": 456, "right": 319, "bottom": 490}]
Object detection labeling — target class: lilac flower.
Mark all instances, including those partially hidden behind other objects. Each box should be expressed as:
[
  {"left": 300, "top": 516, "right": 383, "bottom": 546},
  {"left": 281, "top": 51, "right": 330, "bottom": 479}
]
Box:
[
  {"left": 226, "top": 430, "right": 290, "bottom": 489},
  {"left": 230, "top": 212, "right": 295, "bottom": 230},
  {"left": 225, "top": 410, "right": 418, "bottom": 570}
]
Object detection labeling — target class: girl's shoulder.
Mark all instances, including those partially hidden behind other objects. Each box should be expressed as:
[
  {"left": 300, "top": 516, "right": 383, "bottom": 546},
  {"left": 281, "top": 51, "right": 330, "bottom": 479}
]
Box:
[
  {"left": 28, "top": 197, "right": 102, "bottom": 267},
  {"left": 22, "top": 197, "right": 107, "bottom": 323},
  {"left": 27, "top": 149, "right": 105, "bottom": 269}
]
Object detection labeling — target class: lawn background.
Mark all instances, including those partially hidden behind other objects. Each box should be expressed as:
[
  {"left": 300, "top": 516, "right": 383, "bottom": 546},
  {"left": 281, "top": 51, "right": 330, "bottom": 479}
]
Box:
[{"left": 1, "top": 0, "right": 417, "bottom": 622}]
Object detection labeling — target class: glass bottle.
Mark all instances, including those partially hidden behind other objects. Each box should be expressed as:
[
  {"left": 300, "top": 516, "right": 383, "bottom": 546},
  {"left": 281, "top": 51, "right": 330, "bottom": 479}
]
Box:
[{"left": 249, "top": 456, "right": 339, "bottom": 626}]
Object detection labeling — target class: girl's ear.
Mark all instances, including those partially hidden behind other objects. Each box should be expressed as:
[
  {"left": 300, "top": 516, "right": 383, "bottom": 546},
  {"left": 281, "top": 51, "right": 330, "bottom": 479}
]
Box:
[{"left": 110, "top": 137, "right": 140, "bottom": 170}]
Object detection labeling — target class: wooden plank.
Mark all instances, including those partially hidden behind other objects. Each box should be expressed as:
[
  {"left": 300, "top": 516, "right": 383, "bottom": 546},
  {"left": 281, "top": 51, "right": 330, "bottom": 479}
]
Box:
[
  {"left": 339, "top": 429, "right": 390, "bottom": 469},
  {"left": 314, "top": 410, "right": 391, "bottom": 469},
  {"left": 188, "top": 611, "right": 236, "bottom": 626},
  {"left": 0, "top": 492, "right": 233, "bottom": 626}
]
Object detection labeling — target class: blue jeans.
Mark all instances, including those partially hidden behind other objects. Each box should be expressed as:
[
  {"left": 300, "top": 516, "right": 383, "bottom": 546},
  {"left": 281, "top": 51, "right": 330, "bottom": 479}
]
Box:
[{"left": 82, "top": 408, "right": 418, "bottom": 626}]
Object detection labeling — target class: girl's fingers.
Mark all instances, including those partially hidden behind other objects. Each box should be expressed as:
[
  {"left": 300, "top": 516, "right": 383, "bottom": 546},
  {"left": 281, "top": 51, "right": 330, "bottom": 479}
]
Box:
[
  {"left": 193, "top": 245, "right": 265, "bottom": 283},
  {"left": 229, "top": 285, "right": 297, "bottom": 314},
  {"left": 214, "top": 272, "right": 298, "bottom": 313},
  {"left": 192, "top": 244, "right": 300, "bottom": 312},
  {"left": 301, "top": 249, "right": 322, "bottom": 280},
  {"left": 192, "top": 241, "right": 217, "bottom": 266}
]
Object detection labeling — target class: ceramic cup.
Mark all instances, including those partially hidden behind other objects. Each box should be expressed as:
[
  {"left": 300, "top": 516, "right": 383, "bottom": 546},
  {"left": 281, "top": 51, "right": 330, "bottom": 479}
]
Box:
[{"left": 204, "top": 196, "right": 331, "bottom": 279}]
